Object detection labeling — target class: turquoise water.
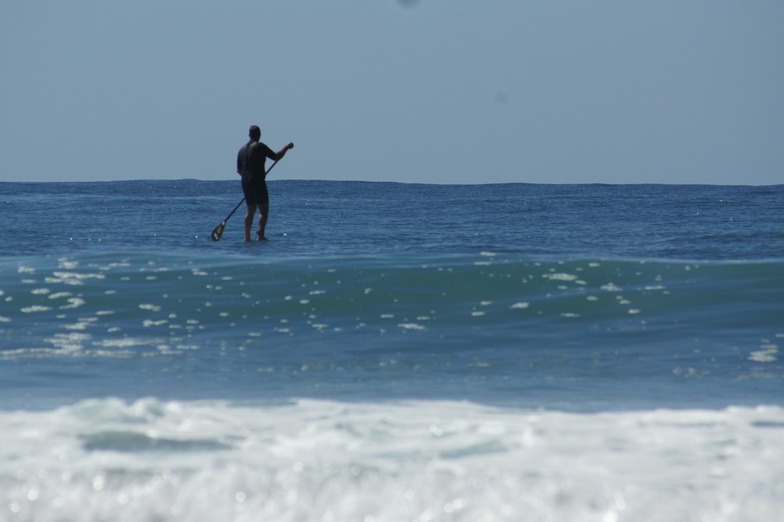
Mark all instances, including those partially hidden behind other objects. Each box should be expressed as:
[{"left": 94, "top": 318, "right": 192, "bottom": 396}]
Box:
[{"left": 1, "top": 180, "right": 783, "bottom": 520}]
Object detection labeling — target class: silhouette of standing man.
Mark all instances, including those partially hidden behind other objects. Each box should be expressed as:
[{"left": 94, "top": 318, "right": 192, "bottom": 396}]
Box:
[{"left": 236, "top": 125, "right": 294, "bottom": 241}]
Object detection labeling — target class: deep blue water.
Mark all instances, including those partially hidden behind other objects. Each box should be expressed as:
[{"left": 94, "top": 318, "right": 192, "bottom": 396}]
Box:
[{"left": 4, "top": 180, "right": 784, "bottom": 259}]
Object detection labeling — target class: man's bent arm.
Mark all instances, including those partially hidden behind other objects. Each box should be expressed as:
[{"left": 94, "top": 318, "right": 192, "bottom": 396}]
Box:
[{"left": 273, "top": 142, "right": 295, "bottom": 161}]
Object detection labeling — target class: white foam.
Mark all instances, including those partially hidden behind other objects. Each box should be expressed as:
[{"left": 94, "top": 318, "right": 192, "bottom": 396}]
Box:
[{"left": 1, "top": 399, "right": 782, "bottom": 521}]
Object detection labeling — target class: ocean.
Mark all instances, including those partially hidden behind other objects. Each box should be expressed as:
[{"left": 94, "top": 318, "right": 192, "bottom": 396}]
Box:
[{"left": 1, "top": 180, "right": 783, "bottom": 521}]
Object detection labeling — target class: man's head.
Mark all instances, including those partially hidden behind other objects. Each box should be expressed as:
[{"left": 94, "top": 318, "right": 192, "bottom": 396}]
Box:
[{"left": 249, "top": 125, "right": 261, "bottom": 141}]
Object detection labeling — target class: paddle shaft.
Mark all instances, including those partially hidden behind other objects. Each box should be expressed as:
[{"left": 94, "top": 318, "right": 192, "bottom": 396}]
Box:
[{"left": 222, "top": 197, "right": 246, "bottom": 224}]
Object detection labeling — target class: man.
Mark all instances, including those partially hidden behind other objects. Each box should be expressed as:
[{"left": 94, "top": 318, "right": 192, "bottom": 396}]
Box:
[{"left": 236, "top": 125, "right": 294, "bottom": 241}]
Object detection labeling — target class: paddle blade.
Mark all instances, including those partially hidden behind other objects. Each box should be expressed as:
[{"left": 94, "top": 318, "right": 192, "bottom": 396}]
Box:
[{"left": 211, "top": 221, "right": 226, "bottom": 242}]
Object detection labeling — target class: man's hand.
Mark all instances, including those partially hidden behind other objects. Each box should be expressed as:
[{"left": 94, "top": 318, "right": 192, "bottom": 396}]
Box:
[{"left": 277, "top": 142, "right": 295, "bottom": 159}]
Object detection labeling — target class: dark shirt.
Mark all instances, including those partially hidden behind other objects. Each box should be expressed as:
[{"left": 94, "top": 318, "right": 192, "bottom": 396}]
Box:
[{"left": 237, "top": 141, "right": 278, "bottom": 182}]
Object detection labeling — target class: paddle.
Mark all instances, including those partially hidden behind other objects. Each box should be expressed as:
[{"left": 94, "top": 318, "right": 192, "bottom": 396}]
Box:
[{"left": 211, "top": 159, "right": 280, "bottom": 242}]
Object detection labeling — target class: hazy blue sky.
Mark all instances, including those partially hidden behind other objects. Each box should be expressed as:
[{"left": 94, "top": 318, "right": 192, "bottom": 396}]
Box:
[{"left": 2, "top": 1, "right": 782, "bottom": 185}]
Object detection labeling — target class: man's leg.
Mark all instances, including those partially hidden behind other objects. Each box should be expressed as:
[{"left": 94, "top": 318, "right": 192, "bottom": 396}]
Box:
[
  {"left": 257, "top": 204, "right": 269, "bottom": 240},
  {"left": 244, "top": 204, "right": 257, "bottom": 242}
]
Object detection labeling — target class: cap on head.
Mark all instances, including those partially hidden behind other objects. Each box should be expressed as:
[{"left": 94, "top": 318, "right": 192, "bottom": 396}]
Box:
[{"left": 249, "top": 125, "right": 261, "bottom": 140}]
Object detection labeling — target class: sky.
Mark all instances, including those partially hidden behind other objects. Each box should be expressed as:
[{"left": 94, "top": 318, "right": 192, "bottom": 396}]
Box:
[{"left": 1, "top": 0, "right": 782, "bottom": 185}]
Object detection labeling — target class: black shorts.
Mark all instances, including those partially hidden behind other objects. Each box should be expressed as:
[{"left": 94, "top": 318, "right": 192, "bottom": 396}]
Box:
[{"left": 242, "top": 178, "right": 269, "bottom": 207}]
